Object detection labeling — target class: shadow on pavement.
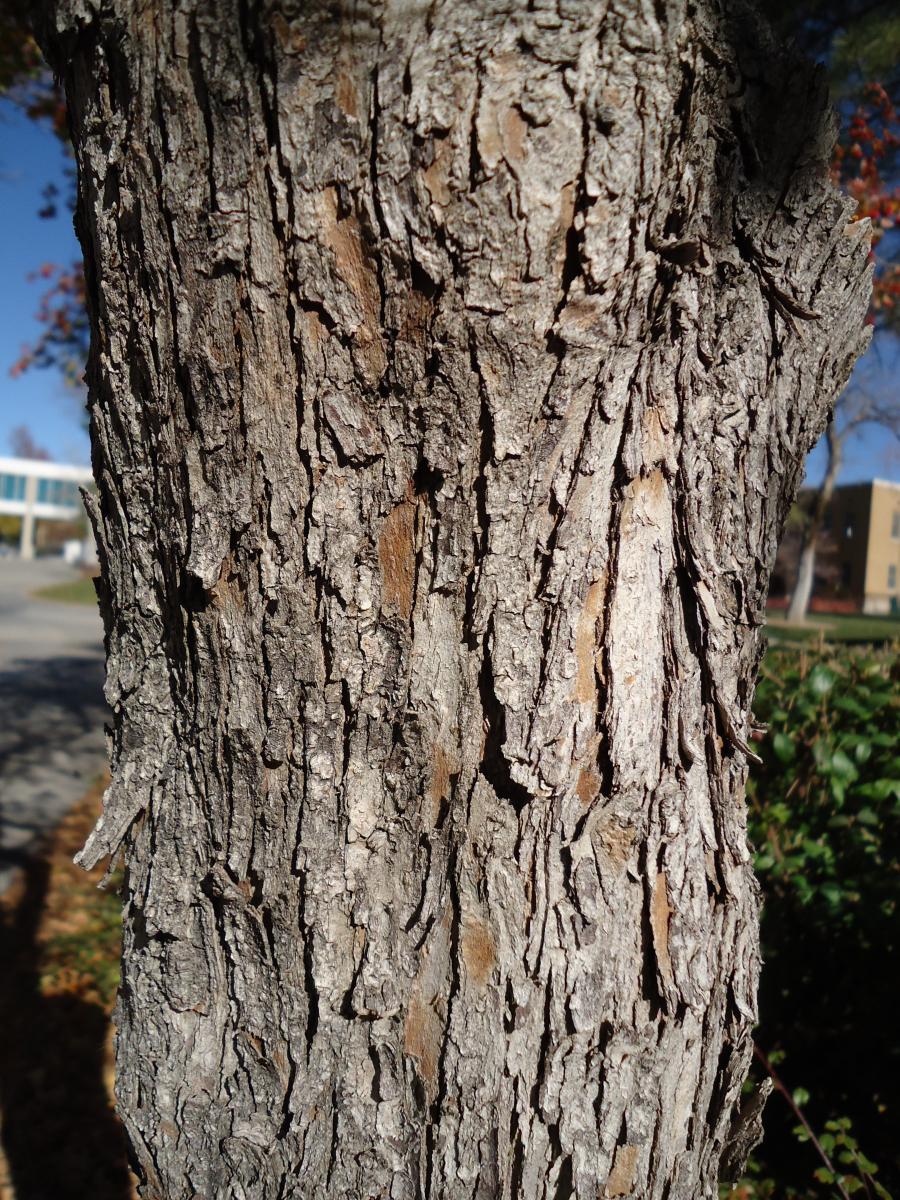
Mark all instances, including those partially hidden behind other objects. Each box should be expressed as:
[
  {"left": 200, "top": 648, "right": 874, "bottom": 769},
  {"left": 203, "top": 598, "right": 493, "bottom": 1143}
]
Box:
[
  {"left": 0, "top": 845, "right": 133, "bottom": 1200},
  {"left": 0, "top": 654, "right": 107, "bottom": 888}
]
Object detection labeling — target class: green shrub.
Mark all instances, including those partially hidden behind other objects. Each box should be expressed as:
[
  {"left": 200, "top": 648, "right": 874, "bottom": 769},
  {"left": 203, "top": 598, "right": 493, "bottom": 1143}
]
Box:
[{"left": 742, "top": 644, "right": 899, "bottom": 1197}]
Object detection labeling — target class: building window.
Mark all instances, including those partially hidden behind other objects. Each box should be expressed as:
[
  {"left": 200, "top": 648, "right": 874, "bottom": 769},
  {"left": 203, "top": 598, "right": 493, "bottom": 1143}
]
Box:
[
  {"left": 0, "top": 473, "right": 26, "bottom": 501},
  {"left": 35, "top": 478, "right": 80, "bottom": 506},
  {"left": 845, "top": 512, "right": 855, "bottom": 538},
  {"left": 889, "top": 564, "right": 898, "bottom": 592},
  {"left": 892, "top": 511, "right": 900, "bottom": 540}
]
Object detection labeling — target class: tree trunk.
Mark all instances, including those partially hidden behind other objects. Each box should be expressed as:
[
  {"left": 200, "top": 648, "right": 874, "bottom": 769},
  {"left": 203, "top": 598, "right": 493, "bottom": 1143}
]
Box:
[
  {"left": 786, "top": 423, "right": 843, "bottom": 622},
  {"left": 37, "top": 2, "right": 870, "bottom": 1197}
]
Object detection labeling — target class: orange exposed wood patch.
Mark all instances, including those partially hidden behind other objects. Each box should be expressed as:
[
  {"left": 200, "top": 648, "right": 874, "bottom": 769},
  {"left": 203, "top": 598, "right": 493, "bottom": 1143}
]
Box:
[
  {"left": 423, "top": 135, "right": 453, "bottom": 208},
  {"left": 211, "top": 554, "right": 245, "bottom": 612},
  {"left": 318, "top": 186, "right": 386, "bottom": 380},
  {"left": 429, "top": 743, "right": 457, "bottom": 825},
  {"left": 575, "top": 766, "right": 600, "bottom": 807},
  {"left": 574, "top": 578, "right": 605, "bottom": 703},
  {"left": 399, "top": 286, "right": 434, "bottom": 346},
  {"left": 502, "top": 106, "right": 528, "bottom": 167},
  {"left": 549, "top": 181, "right": 576, "bottom": 273},
  {"left": 594, "top": 817, "right": 636, "bottom": 866},
  {"left": 335, "top": 70, "right": 358, "bottom": 119},
  {"left": 461, "top": 917, "right": 496, "bottom": 988},
  {"left": 650, "top": 870, "right": 674, "bottom": 987},
  {"left": 379, "top": 500, "right": 416, "bottom": 619},
  {"left": 300, "top": 306, "right": 327, "bottom": 353},
  {"left": 403, "top": 993, "right": 441, "bottom": 1086},
  {"left": 605, "top": 1143, "right": 639, "bottom": 1196}
]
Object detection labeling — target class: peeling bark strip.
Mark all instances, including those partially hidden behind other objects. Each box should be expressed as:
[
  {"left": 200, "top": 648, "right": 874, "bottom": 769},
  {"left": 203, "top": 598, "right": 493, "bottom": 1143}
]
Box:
[{"left": 37, "top": 1, "right": 869, "bottom": 1197}]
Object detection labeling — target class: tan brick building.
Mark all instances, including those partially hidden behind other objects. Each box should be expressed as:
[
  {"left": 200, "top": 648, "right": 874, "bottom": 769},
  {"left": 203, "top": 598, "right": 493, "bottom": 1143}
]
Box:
[{"left": 820, "top": 479, "right": 900, "bottom": 614}]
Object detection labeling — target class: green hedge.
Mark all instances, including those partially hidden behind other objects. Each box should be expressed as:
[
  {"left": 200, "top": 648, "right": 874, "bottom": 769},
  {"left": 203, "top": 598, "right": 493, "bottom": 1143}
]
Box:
[{"left": 737, "top": 645, "right": 899, "bottom": 1198}]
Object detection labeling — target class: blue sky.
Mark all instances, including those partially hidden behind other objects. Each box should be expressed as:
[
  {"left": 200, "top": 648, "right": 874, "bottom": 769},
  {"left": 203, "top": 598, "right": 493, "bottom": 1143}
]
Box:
[
  {"left": 0, "top": 99, "right": 89, "bottom": 465},
  {"left": 0, "top": 96, "right": 897, "bottom": 484}
]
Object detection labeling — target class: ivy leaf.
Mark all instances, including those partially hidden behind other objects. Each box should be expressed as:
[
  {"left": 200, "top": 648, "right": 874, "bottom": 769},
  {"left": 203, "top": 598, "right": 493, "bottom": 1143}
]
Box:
[
  {"left": 857, "top": 779, "right": 900, "bottom": 801},
  {"left": 808, "top": 664, "right": 837, "bottom": 697},
  {"left": 772, "top": 732, "right": 796, "bottom": 762},
  {"left": 853, "top": 739, "right": 872, "bottom": 763},
  {"left": 831, "top": 750, "right": 859, "bottom": 782}
]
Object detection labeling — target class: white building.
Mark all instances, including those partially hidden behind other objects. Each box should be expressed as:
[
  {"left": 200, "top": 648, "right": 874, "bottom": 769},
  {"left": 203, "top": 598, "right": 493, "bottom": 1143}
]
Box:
[{"left": 0, "top": 455, "right": 94, "bottom": 560}]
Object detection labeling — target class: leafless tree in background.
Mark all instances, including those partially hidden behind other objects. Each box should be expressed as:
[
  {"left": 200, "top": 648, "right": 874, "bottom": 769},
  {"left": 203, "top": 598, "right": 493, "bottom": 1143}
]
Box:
[
  {"left": 787, "top": 365, "right": 900, "bottom": 620},
  {"left": 8, "top": 424, "right": 51, "bottom": 461}
]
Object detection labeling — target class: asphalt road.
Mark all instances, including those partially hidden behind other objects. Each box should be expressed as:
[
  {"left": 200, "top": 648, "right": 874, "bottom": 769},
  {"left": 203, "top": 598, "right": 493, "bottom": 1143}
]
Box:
[{"left": 0, "top": 558, "right": 107, "bottom": 894}]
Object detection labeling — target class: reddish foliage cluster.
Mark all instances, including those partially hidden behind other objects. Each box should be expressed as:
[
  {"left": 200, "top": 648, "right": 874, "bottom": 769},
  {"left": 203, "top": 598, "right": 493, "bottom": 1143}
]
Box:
[
  {"left": 19, "top": 81, "right": 69, "bottom": 142},
  {"left": 0, "top": 19, "right": 68, "bottom": 141},
  {"left": 833, "top": 83, "right": 900, "bottom": 321},
  {"left": 10, "top": 260, "right": 89, "bottom": 386}
]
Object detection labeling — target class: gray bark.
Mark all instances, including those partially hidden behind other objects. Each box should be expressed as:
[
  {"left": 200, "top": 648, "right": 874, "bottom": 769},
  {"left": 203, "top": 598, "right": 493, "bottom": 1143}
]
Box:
[
  {"left": 37, "top": 1, "right": 870, "bottom": 1197},
  {"left": 786, "top": 423, "right": 842, "bottom": 622}
]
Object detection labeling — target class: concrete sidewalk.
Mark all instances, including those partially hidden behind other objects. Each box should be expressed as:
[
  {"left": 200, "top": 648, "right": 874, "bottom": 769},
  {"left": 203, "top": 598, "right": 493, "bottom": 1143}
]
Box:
[{"left": 0, "top": 559, "right": 108, "bottom": 893}]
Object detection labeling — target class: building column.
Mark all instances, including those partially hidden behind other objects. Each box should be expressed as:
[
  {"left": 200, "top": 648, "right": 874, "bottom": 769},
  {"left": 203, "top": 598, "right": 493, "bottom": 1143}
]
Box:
[{"left": 19, "top": 474, "right": 37, "bottom": 560}]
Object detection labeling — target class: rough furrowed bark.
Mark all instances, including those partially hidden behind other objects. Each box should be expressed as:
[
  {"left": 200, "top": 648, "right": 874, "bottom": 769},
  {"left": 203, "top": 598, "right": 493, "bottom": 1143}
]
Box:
[{"left": 37, "top": 1, "right": 870, "bottom": 1197}]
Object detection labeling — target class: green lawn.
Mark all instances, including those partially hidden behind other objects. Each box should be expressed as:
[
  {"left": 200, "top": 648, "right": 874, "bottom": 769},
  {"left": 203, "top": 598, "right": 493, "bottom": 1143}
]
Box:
[
  {"left": 766, "top": 610, "right": 900, "bottom": 645},
  {"left": 34, "top": 576, "right": 99, "bottom": 606}
]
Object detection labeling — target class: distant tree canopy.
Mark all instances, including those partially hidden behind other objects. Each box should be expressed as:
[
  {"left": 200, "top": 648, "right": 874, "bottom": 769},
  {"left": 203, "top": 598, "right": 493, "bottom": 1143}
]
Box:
[{"left": 9, "top": 423, "right": 51, "bottom": 461}]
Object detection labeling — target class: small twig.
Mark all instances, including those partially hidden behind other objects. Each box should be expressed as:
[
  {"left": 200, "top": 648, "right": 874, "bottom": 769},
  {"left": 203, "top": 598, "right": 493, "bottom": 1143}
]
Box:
[{"left": 753, "top": 1044, "right": 852, "bottom": 1200}]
